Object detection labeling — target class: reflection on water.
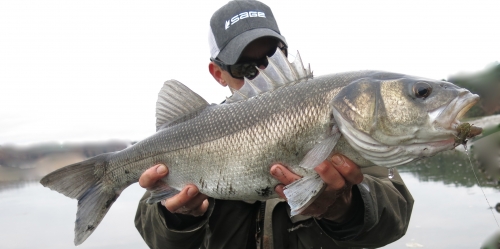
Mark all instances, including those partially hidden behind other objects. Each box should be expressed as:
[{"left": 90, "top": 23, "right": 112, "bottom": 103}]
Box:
[
  {"left": 386, "top": 171, "right": 500, "bottom": 249},
  {"left": 1, "top": 126, "right": 500, "bottom": 248},
  {"left": 399, "top": 150, "right": 497, "bottom": 189},
  {"left": 0, "top": 141, "right": 130, "bottom": 192},
  {"left": 0, "top": 152, "right": 87, "bottom": 192},
  {"left": 387, "top": 132, "right": 500, "bottom": 248}
]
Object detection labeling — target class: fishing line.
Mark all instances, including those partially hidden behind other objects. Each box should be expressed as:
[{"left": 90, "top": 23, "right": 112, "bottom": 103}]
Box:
[{"left": 464, "top": 146, "right": 500, "bottom": 228}]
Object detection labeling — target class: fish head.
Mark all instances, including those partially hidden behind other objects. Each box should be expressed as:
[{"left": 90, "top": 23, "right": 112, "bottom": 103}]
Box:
[{"left": 331, "top": 71, "right": 480, "bottom": 167}]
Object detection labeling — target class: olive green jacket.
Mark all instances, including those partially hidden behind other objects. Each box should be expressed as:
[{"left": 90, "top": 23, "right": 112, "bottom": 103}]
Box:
[{"left": 135, "top": 167, "right": 413, "bottom": 249}]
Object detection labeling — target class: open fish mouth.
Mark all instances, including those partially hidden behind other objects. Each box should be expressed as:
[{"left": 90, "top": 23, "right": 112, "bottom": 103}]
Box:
[
  {"left": 423, "top": 90, "right": 481, "bottom": 150},
  {"left": 430, "top": 90, "right": 480, "bottom": 131}
]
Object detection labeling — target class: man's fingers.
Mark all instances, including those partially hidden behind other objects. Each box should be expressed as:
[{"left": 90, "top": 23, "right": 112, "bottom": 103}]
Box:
[
  {"left": 139, "top": 165, "right": 208, "bottom": 216},
  {"left": 270, "top": 164, "right": 301, "bottom": 185},
  {"left": 274, "top": 184, "right": 286, "bottom": 199},
  {"left": 183, "top": 191, "right": 209, "bottom": 211},
  {"left": 330, "top": 154, "right": 363, "bottom": 184},
  {"left": 314, "top": 161, "right": 345, "bottom": 191},
  {"left": 188, "top": 199, "right": 210, "bottom": 217},
  {"left": 314, "top": 155, "right": 363, "bottom": 191},
  {"left": 271, "top": 165, "right": 301, "bottom": 200},
  {"left": 138, "top": 164, "right": 168, "bottom": 188},
  {"left": 164, "top": 185, "right": 205, "bottom": 213}
]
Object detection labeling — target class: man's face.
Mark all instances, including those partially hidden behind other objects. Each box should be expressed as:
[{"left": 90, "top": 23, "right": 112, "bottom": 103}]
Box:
[{"left": 219, "top": 37, "right": 279, "bottom": 91}]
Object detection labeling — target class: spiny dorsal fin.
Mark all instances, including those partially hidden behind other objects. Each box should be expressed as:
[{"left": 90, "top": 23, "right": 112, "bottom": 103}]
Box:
[
  {"left": 226, "top": 50, "right": 313, "bottom": 104},
  {"left": 291, "top": 51, "right": 308, "bottom": 79},
  {"left": 233, "top": 79, "right": 259, "bottom": 101},
  {"left": 228, "top": 88, "right": 249, "bottom": 102},
  {"left": 156, "top": 80, "right": 208, "bottom": 131},
  {"left": 244, "top": 78, "right": 264, "bottom": 95}
]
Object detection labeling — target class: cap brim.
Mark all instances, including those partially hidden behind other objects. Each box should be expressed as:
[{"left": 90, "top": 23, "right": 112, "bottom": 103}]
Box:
[{"left": 216, "top": 28, "right": 287, "bottom": 65}]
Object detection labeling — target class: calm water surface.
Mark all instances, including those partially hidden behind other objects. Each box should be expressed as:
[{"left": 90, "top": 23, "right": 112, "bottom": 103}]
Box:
[{"left": 1, "top": 150, "right": 499, "bottom": 249}]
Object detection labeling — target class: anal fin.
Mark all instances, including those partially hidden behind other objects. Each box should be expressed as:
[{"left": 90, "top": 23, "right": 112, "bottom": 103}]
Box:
[{"left": 146, "top": 181, "right": 180, "bottom": 204}]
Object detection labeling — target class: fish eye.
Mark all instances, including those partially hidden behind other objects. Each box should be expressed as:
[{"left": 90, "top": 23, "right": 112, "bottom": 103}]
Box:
[{"left": 413, "top": 82, "right": 432, "bottom": 99}]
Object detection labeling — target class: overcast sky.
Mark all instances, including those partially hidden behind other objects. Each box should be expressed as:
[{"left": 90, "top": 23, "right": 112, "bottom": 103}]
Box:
[{"left": 1, "top": 0, "right": 499, "bottom": 145}]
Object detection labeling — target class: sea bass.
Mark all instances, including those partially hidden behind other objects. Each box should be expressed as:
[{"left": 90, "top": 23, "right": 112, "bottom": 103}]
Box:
[{"left": 41, "top": 50, "right": 480, "bottom": 245}]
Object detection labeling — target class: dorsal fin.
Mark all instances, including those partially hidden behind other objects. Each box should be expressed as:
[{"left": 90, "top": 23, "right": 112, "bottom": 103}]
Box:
[
  {"left": 156, "top": 80, "right": 208, "bottom": 131},
  {"left": 291, "top": 51, "right": 309, "bottom": 79},
  {"left": 226, "top": 50, "right": 313, "bottom": 104}
]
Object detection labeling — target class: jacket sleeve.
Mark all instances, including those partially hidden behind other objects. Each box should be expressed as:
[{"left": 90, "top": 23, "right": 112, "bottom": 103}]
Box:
[
  {"left": 316, "top": 166, "right": 414, "bottom": 248},
  {"left": 134, "top": 191, "right": 214, "bottom": 249}
]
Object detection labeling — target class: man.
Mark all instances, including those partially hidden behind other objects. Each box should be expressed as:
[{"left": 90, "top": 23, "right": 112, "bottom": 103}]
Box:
[{"left": 135, "top": 1, "right": 414, "bottom": 248}]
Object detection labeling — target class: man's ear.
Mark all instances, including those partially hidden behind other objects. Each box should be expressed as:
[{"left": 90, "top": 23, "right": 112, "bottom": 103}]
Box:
[{"left": 209, "top": 62, "right": 226, "bottom": 87}]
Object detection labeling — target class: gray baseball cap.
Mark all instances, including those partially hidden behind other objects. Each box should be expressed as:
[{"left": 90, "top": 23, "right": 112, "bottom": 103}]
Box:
[{"left": 208, "top": 0, "right": 287, "bottom": 65}]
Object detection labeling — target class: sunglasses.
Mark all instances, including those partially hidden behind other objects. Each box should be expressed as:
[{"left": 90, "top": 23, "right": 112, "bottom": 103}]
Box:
[{"left": 211, "top": 44, "right": 288, "bottom": 80}]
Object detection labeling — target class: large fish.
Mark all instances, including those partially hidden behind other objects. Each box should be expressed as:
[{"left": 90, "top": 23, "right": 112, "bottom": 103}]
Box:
[{"left": 41, "top": 50, "right": 481, "bottom": 245}]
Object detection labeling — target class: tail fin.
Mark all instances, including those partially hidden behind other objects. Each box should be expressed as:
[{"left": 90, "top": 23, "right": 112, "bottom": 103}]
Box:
[{"left": 40, "top": 152, "right": 121, "bottom": 245}]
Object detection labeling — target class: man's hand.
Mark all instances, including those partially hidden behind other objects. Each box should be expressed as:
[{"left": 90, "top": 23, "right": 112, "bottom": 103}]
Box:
[
  {"left": 270, "top": 154, "right": 363, "bottom": 222},
  {"left": 139, "top": 164, "right": 209, "bottom": 217}
]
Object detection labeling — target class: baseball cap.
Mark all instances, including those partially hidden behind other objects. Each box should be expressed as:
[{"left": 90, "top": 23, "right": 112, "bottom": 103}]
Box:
[{"left": 208, "top": 0, "right": 287, "bottom": 65}]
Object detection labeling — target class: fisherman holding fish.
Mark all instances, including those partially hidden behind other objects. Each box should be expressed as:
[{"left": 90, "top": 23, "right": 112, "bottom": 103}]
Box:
[{"left": 135, "top": 1, "right": 414, "bottom": 248}]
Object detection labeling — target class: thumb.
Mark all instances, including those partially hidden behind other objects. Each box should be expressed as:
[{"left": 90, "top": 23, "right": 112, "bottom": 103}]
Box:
[{"left": 139, "top": 164, "right": 168, "bottom": 189}]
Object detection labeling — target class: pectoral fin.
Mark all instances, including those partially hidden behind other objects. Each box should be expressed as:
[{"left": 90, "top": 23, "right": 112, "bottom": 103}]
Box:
[
  {"left": 299, "top": 125, "right": 341, "bottom": 169},
  {"left": 285, "top": 126, "right": 340, "bottom": 215},
  {"left": 283, "top": 175, "right": 326, "bottom": 216}
]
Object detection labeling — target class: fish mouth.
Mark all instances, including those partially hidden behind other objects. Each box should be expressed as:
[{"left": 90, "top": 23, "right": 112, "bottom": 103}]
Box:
[
  {"left": 431, "top": 90, "right": 480, "bottom": 131},
  {"left": 424, "top": 90, "right": 479, "bottom": 150}
]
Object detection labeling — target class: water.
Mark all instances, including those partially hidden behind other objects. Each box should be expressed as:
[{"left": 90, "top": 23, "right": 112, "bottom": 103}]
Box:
[
  {"left": 464, "top": 146, "right": 500, "bottom": 228},
  {"left": 385, "top": 171, "right": 500, "bottom": 249},
  {"left": 0, "top": 182, "right": 148, "bottom": 249},
  {"left": 385, "top": 150, "right": 500, "bottom": 249},
  {"left": 0, "top": 151, "right": 499, "bottom": 248}
]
